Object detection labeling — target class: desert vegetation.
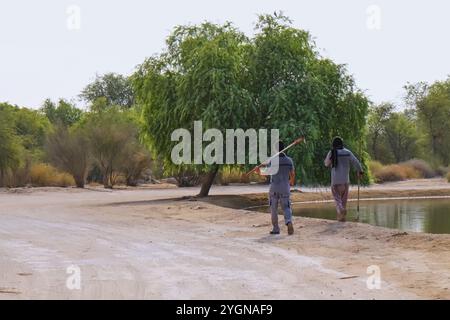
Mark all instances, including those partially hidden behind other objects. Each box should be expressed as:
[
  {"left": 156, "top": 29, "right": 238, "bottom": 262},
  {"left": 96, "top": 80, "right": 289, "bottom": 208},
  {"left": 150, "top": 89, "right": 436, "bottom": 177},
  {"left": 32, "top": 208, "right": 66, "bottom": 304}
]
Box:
[
  {"left": 369, "top": 159, "right": 442, "bottom": 183},
  {"left": 366, "top": 78, "right": 450, "bottom": 183},
  {"left": 0, "top": 74, "right": 151, "bottom": 189},
  {"left": 1, "top": 13, "right": 450, "bottom": 190}
]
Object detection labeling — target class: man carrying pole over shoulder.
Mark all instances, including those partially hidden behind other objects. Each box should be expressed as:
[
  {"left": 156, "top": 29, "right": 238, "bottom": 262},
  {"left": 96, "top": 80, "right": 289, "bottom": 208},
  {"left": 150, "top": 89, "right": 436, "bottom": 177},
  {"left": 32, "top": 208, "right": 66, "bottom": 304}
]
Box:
[{"left": 256, "top": 141, "right": 296, "bottom": 235}]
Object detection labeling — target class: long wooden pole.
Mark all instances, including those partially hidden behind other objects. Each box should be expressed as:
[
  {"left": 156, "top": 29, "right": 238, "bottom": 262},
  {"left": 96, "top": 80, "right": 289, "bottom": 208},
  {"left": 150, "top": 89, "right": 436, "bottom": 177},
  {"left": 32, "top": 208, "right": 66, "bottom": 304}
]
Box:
[
  {"left": 356, "top": 139, "right": 361, "bottom": 221},
  {"left": 244, "top": 136, "right": 305, "bottom": 177}
]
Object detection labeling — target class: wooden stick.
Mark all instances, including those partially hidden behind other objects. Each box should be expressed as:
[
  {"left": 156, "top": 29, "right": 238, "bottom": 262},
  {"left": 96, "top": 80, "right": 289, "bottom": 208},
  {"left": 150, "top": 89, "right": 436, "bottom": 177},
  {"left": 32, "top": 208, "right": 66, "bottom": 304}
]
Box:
[
  {"left": 356, "top": 139, "right": 361, "bottom": 221},
  {"left": 244, "top": 137, "right": 305, "bottom": 176},
  {"left": 357, "top": 173, "right": 360, "bottom": 220}
]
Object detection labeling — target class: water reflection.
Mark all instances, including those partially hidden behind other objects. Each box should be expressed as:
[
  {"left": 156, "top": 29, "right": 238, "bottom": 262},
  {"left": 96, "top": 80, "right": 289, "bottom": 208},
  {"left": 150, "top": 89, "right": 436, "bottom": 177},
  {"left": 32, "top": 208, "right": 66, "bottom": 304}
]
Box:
[{"left": 291, "top": 199, "right": 450, "bottom": 234}]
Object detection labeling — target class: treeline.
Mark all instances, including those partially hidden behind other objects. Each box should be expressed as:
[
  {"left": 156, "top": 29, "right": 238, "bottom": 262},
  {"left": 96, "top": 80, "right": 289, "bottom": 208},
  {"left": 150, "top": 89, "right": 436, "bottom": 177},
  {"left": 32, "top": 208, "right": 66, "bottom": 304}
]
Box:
[
  {"left": 0, "top": 73, "right": 151, "bottom": 188},
  {"left": 1, "top": 13, "right": 449, "bottom": 191},
  {"left": 367, "top": 78, "right": 450, "bottom": 182}
]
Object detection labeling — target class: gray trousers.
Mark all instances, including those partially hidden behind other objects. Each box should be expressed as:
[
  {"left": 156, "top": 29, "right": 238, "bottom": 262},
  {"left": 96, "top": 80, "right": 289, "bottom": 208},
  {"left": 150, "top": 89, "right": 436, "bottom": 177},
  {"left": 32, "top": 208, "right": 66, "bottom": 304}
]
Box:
[
  {"left": 331, "top": 183, "right": 349, "bottom": 221},
  {"left": 269, "top": 192, "right": 293, "bottom": 232}
]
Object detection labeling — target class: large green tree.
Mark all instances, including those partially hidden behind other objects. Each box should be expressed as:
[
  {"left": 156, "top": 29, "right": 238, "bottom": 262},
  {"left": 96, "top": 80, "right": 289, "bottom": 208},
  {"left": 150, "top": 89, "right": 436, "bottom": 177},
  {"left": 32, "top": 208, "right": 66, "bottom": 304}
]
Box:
[
  {"left": 384, "top": 112, "right": 420, "bottom": 163},
  {"left": 83, "top": 104, "right": 140, "bottom": 188},
  {"left": 133, "top": 22, "right": 252, "bottom": 196},
  {"left": 133, "top": 14, "right": 370, "bottom": 195},
  {"left": 367, "top": 103, "right": 395, "bottom": 162},
  {"left": 0, "top": 106, "right": 22, "bottom": 185},
  {"left": 405, "top": 78, "right": 450, "bottom": 165},
  {"left": 247, "top": 14, "right": 369, "bottom": 185}
]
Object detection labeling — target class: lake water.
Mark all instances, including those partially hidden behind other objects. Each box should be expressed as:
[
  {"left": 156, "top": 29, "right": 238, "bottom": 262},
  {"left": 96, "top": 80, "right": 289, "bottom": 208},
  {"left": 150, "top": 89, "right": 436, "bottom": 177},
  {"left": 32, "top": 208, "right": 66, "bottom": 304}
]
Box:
[{"left": 261, "top": 198, "right": 450, "bottom": 234}]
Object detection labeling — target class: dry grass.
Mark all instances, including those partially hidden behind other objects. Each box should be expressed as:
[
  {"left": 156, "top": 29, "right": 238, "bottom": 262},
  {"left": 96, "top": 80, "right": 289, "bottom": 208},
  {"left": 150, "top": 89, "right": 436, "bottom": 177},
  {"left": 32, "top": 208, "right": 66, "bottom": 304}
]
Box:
[
  {"left": 370, "top": 159, "right": 438, "bottom": 183},
  {"left": 218, "top": 168, "right": 245, "bottom": 185},
  {"left": 29, "top": 164, "right": 75, "bottom": 187},
  {"left": 373, "top": 164, "right": 420, "bottom": 183},
  {"left": 218, "top": 167, "right": 266, "bottom": 185},
  {"left": 369, "top": 160, "right": 383, "bottom": 176},
  {"left": 447, "top": 172, "right": 450, "bottom": 183},
  {"left": 402, "top": 159, "right": 436, "bottom": 178}
]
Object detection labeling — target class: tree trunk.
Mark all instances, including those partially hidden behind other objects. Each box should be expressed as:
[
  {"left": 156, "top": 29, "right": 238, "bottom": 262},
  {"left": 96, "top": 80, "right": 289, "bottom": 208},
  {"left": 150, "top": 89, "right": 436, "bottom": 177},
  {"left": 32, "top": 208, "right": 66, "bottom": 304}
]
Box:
[
  {"left": 126, "top": 176, "right": 138, "bottom": 187},
  {"left": 431, "top": 135, "right": 437, "bottom": 157},
  {"left": 103, "top": 169, "right": 113, "bottom": 189},
  {"left": 75, "top": 176, "right": 85, "bottom": 188},
  {"left": 371, "top": 133, "right": 378, "bottom": 160},
  {"left": 197, "top": 165, "right": 219, "bottom": 197}
]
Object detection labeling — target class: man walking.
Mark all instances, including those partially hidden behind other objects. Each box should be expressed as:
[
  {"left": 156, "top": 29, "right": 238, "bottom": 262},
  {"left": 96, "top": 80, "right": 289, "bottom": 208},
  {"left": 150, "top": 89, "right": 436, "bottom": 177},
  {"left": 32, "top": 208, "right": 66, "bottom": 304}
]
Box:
[
  {"left": 324, "top": 137, "right": 363, "bottom": 222},
  {"left": 257, "top": 141, "right": 296, "bottom": 235}
]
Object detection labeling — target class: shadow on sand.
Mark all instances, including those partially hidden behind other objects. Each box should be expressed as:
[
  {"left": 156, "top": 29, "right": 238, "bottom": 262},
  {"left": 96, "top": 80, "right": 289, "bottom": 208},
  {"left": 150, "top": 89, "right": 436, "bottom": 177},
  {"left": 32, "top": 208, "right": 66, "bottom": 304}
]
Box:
[{"left": 102, "top": 194, "right": 264, "bottom": 209}]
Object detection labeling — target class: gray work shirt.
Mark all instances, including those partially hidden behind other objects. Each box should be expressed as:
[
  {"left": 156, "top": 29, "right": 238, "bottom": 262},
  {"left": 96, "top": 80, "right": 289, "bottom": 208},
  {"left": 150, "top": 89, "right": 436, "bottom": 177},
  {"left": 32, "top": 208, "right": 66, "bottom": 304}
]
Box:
[
  {"left": 268, "top": 154, "right": 294, "bottom": 195},
  {"left": 324, "top": 148, "right": 362, "bottom": 185}
]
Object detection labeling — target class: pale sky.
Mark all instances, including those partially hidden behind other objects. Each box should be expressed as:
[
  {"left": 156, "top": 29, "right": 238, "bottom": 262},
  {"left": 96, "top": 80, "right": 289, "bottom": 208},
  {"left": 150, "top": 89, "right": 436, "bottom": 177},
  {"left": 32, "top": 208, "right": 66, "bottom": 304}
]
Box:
[{"left": 1, "top": 0, "right": 449, "bottom": 109}]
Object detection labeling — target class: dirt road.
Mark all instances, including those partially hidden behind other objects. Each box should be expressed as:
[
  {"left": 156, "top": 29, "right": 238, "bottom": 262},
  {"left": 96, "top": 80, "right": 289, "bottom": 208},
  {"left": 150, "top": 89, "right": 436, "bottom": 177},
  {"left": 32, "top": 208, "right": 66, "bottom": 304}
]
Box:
[{"left": 1, "top": 183, "right": 450, "bottom": 299}]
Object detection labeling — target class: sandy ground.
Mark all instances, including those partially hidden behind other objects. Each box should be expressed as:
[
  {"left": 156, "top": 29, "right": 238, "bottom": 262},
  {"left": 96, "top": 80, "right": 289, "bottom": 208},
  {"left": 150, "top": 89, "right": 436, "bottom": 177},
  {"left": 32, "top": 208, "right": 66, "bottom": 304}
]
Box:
[{"left": 1, "top": 179, "right": 450, "bottom": 299}]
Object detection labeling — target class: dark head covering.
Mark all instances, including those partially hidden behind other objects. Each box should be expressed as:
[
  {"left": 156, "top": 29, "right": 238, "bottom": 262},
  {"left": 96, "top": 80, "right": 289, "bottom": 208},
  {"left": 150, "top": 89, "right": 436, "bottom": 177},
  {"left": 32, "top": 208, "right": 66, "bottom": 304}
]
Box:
[
  {"left": 330, "top": 137, "right": 344, "bottom": 168},
  {"left": 277, "top": 141, "right": 286, "bottom": 157}
]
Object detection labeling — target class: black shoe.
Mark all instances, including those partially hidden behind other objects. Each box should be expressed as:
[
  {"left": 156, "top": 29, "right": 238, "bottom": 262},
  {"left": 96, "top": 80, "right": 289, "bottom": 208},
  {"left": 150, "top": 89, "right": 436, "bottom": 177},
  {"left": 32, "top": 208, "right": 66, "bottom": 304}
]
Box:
[
  {"left": 287, "top": 222, "right": 294, "bottom": 235},
  {"left": 270, "top": 230, "right": 280, "bottom": 235}
]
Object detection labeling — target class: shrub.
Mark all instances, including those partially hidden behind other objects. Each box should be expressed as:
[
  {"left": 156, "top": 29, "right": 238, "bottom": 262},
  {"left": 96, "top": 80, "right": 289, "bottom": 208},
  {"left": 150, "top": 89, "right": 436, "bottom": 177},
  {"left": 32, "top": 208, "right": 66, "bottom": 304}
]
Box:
[
  {"left": 84, "top": 106, "right": 138, "bottom": 189},
  {"left": 374, "top": 164, "right": 421, "bottom": 183},
  {"left": 402, "top": 159, "right": 436, "bottom": 178},
  {"left": 29, "top": 163, "right": 74, "bottom": 187},
  {"left": 369, "top": 160, "right": 383, "bottom": 176},
  {"left": 120, "top": 145, "right": 152, "bottom": 187},
  {"left": 148, "top": 156, "right": 164, "bottom": 180},
  {"left": 374, "top": 165, "right": 405, "bottom": 183},
  {"left": 0, "top": 159, "right": 31, "bottom": 188},
  {"left": 58, "top": 173, "right": 75, "bottom": 187},
  {"left": 401, "top": 165, "right": 422, "bottom": 179},
  {"left": 436, "top": 166, "right": 450, "bottom": 177},
  {"left": 217, "top": 168, "right": 245, "bottom": 185},
  {"left": 46, "top": 125, "right": 91, "bottom": 188},
  {"left": 248, "top": 172, "right": 268, "bottom": 184}
]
